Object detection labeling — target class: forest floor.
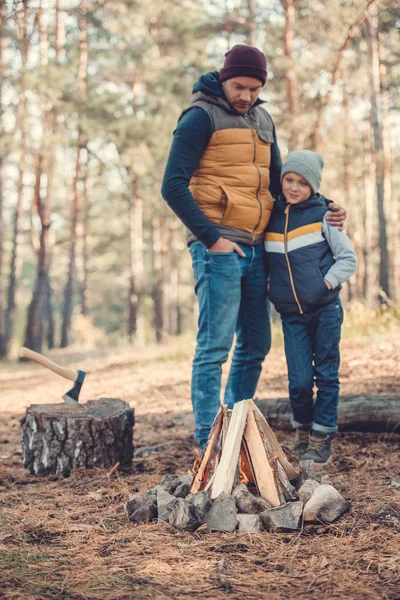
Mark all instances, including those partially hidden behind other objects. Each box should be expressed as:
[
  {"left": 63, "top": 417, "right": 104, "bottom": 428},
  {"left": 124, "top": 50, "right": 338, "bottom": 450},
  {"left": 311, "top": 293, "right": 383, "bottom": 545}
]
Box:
[{"left": 0, "top": 332, "right": 399, "bottom": 600}]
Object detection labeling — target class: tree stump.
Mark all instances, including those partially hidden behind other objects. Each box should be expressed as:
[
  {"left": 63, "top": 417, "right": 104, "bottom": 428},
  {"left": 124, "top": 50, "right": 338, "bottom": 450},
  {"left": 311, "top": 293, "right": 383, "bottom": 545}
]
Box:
[{"left": 20, "top": 398, "right": 134, "bottom": 478}]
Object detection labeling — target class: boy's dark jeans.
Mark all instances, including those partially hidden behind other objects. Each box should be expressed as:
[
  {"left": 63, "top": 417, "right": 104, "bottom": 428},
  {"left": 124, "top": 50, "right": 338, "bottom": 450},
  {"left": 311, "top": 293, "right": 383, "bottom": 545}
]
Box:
[{"left": 281, "top": 299, "right": 344, "bottom": 433}]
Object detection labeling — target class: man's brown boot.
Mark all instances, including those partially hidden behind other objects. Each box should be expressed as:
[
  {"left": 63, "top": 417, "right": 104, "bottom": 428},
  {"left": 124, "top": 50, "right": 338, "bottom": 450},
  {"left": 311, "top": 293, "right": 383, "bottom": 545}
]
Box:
[
  {"left": 292, "top": 427, "right": 310, "bottom": 457},
  {"left": 301, "top": 431, "right": 333, "bottom": 466}
]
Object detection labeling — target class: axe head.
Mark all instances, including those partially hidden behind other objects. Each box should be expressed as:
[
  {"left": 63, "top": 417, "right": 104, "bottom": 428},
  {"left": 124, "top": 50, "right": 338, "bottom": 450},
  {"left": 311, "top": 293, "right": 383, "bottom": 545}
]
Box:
[{"left": 63, "top": 370, "right": 87, "bottom": 406}]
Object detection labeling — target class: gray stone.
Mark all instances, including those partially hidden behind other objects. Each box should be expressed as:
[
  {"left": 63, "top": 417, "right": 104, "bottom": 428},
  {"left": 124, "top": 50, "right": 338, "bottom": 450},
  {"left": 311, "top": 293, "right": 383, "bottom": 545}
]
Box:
[
  {"left": 160, "top": 474, "right": 182, "bottom": 494},
  {"left": 203, "top": 492, "right": 238, "bottom": 532},
  {"left": 173, "top": 482, "right": 191, "bottom": 498},
  {"left": 297, "top": 459, "right": 317, "bottom": 489},
  {"left": 189, "top": 491, "right": 212, "bottom": 520},
  {"left": 169, "top": 498, "right": 202, "bottom": 531},
  {"left": 303, "top": 484, "right": 351, "bottom": 523},
  {"left": 178, "top": 474, "right": 194, "bottom": 486},
  {"left": 261, "top": 501, "right": 304, "bottom": 532},
  {"left": 237, "top": 514, "right": 263, "bottom": 533},
  {"left": 157, "top": 488, "right": 179, "bottom": 522},
  {"left": 161, "top": 473, "right": 193, "bottom": 494},
  {"left": 146, "top": 485, "right": 162, "bottom": 497},
  {"left": 298, "top": 479, "right": 321, "bottom": 504},
  {"left": 125, "top": 493, "right": 157, "bottom": 523},
  {"left": 232, "top": 484, "right": 271, "bottom": 514}
]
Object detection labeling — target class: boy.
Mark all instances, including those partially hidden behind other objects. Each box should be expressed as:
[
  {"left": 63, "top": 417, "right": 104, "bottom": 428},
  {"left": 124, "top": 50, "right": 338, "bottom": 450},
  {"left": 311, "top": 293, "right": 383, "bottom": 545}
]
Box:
[{"left": 265, "top": 150, "right": 357, "bottom": 466}]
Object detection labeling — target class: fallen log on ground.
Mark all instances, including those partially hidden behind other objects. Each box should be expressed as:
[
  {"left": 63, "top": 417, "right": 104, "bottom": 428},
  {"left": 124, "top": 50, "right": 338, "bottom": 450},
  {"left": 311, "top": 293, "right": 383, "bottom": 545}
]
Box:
[
  {"left": 254, "top": 394, "right": 400, "bottom": 433},
  {"left": 20, "top": 398, "right": 134, "bottom": 478}
]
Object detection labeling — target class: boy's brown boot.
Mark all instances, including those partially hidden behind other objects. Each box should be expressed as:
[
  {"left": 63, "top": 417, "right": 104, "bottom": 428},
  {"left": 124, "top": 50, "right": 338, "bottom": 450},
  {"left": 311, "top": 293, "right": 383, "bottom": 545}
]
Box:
[
  {"left": 292, "top": 427, "right": 310, "bottom": 457},
  {"left": 301, "top": 430, "right": 333, "bottom": 466}
]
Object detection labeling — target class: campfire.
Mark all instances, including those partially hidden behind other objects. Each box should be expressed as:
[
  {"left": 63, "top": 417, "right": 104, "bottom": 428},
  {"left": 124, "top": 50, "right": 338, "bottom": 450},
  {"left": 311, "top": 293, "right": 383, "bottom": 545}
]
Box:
[
  {"left": 125, "top": 400, "right": 351, "bottom": 533},
  {"left": 190, "top": 399, "right": 298, "bottom": 504}
]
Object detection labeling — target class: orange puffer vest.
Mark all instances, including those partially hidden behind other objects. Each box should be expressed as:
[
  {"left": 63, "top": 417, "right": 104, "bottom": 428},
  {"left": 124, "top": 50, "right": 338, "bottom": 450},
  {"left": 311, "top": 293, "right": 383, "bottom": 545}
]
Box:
[{"left": 185, "top": 92, "right": 275, "bottom": 244}]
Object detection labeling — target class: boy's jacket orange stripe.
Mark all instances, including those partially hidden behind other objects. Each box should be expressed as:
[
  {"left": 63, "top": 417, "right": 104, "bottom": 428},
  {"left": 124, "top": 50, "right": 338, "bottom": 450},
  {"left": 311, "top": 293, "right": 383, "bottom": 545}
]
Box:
[{"left": 265, "top": 221, "right": 322, "bottom": 242}]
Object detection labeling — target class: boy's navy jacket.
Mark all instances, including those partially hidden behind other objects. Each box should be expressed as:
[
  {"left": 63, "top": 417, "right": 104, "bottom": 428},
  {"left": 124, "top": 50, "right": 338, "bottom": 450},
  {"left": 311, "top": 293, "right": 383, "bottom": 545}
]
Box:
[{"left": 265, "top": 194, "right": 340, "bottom": 315}]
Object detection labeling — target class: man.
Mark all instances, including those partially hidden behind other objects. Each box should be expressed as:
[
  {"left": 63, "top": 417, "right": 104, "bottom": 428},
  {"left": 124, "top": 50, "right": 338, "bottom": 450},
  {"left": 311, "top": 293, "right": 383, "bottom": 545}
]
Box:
[{"left": 161, "top": 45, "right": 344, "bottom": 451}]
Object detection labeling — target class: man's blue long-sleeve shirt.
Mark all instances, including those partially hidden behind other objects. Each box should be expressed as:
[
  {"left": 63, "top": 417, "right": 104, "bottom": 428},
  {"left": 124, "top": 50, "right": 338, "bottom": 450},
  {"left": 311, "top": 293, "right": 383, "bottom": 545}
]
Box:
[{"left": 161, "top": 106, "right": 283, "bottom": 248}]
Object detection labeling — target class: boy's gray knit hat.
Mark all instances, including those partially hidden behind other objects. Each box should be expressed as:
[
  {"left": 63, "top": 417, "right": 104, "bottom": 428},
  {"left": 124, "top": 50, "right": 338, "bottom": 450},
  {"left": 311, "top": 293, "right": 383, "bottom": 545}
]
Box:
[{"left": 281, "top": 150, "right": 324, "bottom": 194}]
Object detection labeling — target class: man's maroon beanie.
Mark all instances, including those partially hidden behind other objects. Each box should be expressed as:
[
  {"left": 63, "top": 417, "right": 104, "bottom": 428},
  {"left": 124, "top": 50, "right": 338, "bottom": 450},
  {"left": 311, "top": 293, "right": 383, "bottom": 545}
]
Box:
[{"left": 219, "top": 44, "right": 267, "bottom": 86}]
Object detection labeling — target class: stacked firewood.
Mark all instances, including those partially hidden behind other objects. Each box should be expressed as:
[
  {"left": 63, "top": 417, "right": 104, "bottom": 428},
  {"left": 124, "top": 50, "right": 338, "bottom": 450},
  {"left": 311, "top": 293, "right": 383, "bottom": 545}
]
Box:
[
  {"left": 190, "top": 399, "right": 298, "bottom": 505},
  {"left": 124, "top": 400, "right": 351, "bottom": 532}
]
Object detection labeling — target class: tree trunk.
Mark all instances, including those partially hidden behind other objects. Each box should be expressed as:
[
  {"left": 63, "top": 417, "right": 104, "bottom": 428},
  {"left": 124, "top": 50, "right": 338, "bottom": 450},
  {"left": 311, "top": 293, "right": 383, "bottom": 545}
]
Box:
[
  {"left": 80, "top": 167, "right": 91, "bottom": 316},
  {"left": 246, "top": 0, "right": 257, "bottom": 46},
  {"left": 20, "top": 398, "right": 135, "bottom": 478},
  {"left": 24, "top": 6, "right": 54, "bottom": 353},
  {"left": 23, "top": 155, "right": 52, "bottom": 352},
  {"left": 342, "top": 84, "right": 361, "bottom": 301},
  {"left": 362, "top": 134, "right": 375, "bottom": 304},
  {"left": 61, "top": 1, "right": 87, "bottom": 346},
  {"left": 255, "top": 395, "right": 400, "bottom": 433},
  {"left": 310, "top": 0, "right": 376, "bottom": 150},
  {"left": 168, "top": 222, "right": 180, "bottom": 336},
  {"left": 44, "top": 273, "right": 55, "bottom": 349},
  {"left": 378, "top": 32, "right": 396, "bottom": 300},
  {"left": 61, "top": 141, "right": 81, "bottom": 347},
  {"left": 0, "top": 0, "right": 6, "bottom": 357},
  {"left": 55, "top": 0, "right": 65, "bottom": 62},
  {"left": 281, "top": 0, "right": 298, "bottom": 150},
  {"left": 5, "top": 91, "right": 27, "bottom": 354},
  {"left": 127, "top": 177, "right": 144, "bottom": 344},
  {"left": 151, "top": 214, "right": 166, "bottom": 344},
  {"left": 365, "top": 8, "right": 390, "bottom": 299}
]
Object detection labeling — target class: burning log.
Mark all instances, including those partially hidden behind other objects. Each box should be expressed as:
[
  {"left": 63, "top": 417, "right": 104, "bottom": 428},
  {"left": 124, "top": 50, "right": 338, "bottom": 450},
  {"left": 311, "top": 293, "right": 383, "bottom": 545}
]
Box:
[{"left": 190, "top": 399, "right": 298, "bottom": 507}]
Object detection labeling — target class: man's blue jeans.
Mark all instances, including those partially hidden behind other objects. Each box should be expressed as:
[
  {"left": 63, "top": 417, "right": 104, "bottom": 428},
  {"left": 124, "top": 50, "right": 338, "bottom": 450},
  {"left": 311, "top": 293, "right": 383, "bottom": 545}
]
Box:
[
  {"left": 281, "top": 300, "right": 344, "bottom": 433},
  {"left": 189, "top": 242, "right": 271, "bottom": 449}
]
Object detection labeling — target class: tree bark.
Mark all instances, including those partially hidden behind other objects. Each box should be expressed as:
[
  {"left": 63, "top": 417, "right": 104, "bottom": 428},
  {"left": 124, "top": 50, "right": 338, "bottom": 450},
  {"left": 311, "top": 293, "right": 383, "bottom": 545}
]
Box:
[
  {"left": 167, "top": 222, "right": 181, "bottom": 336},
  {"left": 378, "top": 32, "right": 396, "bottom": 300},
  {"left": 365, "top": 7, "right": 390, "bottom": 299},
  {"left": 61, "top": 1, "right": 87, "bottom": 346},
  {"left": 310, "top": 0, "right": 376, "bottom": 150},
  {"left": 61, "top": 140, "right": 82, "bottom": 347},
  {"left": 20, "top": 398, "right": 135, "bottom": 478},
  {"left": 0, "top": 0, "right": 6, "bottom": 357},
  {"left": 255, "top": 395, "right": 400, "bottom": 433},
  {"left": 151, "top": 213, "right": 166, "bottom": 344},
  {"left": 281, "top": 0, "right": 298, "bottom": 150},
  {"left": 23, "top": 5, "right": 54, "bottom": 353},
  {"left": 246, "top": 0, "right": 257, "bottom": 46},
  {"left": 23, "top": 154, "right": 51, "bottom": 352},
  {"left": 80, "top": 166, "right": 91, "bottom": 316},
  {"left": 127, "top": 176, "right": 144, "bottom": 344},
  {"left": 362, "top": 134, "right": 375, "bottom": 303}
]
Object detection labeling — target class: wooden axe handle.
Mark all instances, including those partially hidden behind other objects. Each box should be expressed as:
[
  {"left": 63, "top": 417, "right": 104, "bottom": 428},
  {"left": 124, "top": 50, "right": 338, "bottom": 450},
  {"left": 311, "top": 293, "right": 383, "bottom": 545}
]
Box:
[{"left": 19, "top": 347, "right": 78, "bottom": 382}]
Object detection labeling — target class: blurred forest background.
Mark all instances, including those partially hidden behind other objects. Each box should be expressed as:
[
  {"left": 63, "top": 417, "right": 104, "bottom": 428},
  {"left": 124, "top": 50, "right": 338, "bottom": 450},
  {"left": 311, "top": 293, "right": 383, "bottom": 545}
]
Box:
[{"left": 0, "top": 0, "right": 399, "bottom": 359}]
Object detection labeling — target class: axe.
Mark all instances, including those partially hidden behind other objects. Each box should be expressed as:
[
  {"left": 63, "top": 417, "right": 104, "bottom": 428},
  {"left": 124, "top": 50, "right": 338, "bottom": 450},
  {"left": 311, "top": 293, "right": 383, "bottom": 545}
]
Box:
[{"left": 19, "top": 347, "right": 87, "bottom": 407}]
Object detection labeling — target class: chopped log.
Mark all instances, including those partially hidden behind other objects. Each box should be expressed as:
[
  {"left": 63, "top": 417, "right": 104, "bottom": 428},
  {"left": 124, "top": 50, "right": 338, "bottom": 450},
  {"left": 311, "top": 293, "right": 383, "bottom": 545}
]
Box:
[
  {"left": 211, "top": 401, "right": 248, "bottom": 499},
  {"left": 249, "top": 400, "right": 298, "bottom": 480},
  {"left": 254, "top": 395, "right": 400, "bottom": 433},
  {"left": 20, "top": 398, "right": 134, "bottom": 478},
  {"left": 243, "top": 409, "right": 281, "bottom": 507},
  {"left": 190, "top": 407, "right": 224, "bottom": 494},
  {"left": 248, "top": 404, "right": 297, "bottom": 501}
]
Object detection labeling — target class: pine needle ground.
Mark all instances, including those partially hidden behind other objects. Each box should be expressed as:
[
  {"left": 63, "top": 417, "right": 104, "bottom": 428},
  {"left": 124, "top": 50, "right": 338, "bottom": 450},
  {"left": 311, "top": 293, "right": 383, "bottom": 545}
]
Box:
[{"left": 0, "top": 338, "right": 399, "bottom": 600}]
